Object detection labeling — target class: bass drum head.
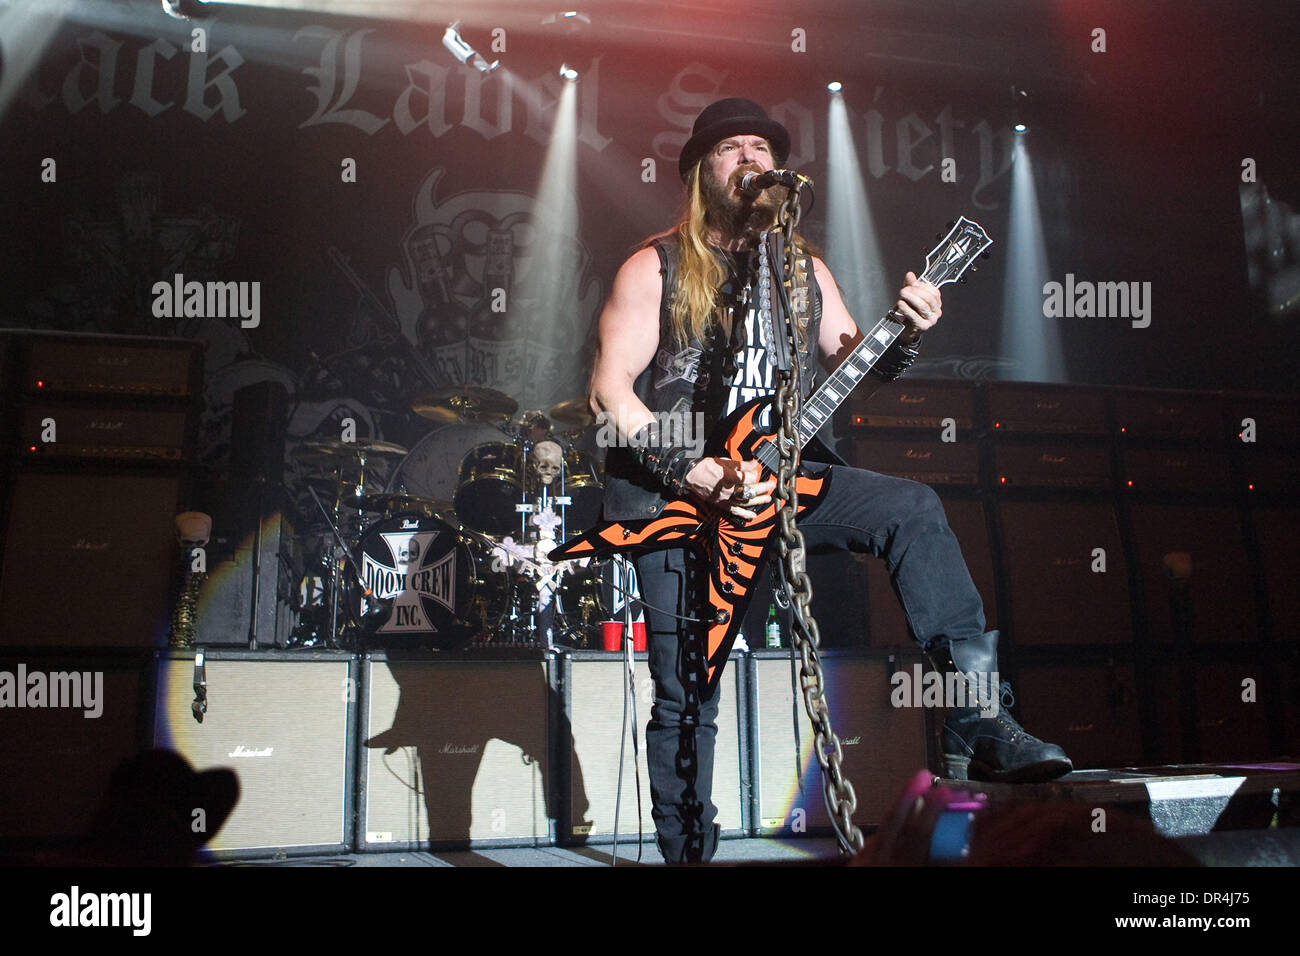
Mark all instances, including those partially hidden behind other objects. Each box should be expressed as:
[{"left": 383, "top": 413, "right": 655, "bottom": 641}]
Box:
[
  {"left": 387, "top": 424, "right": 506, "bottom": 505},
  {"left": 352, "top": 513, "right": 483, "bottom": 650}
]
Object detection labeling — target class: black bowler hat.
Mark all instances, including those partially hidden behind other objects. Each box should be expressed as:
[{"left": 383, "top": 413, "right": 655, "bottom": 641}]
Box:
[{"left": 678, "top": 97, "right": 790, "bottom": 181}]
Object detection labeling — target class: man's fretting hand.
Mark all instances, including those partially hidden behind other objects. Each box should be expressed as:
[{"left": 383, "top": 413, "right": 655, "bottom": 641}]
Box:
[{"left": 682, "top": 457, "right": 776, "bottom": 522}]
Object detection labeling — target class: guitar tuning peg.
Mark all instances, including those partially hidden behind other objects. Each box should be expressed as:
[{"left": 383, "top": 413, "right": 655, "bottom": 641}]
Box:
[
  {"left": 959, "top": 276, "right": 968, "bottom": 284},
  {"left": 935, "top": 233, "right": 942, "bottom": 241},
  {"left": 945, "top": 220, "right": 955, "bottom": 229},
  {"left": 969, "top": 266, "right": 978, "bottom": 272},
  {"left": 981, "top": 251, "right": 991, "bottom": 260}
]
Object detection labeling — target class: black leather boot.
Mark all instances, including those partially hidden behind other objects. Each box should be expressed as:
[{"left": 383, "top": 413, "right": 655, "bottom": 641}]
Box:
[
  {"left": 927, "top": 631, "right": 1073, "bottom": 783},
  {"left": 657, "top": 823, "right": 720, "bottom": 864}
]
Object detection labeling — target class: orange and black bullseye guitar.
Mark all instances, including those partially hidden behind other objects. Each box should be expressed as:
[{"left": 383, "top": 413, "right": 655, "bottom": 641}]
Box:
[{"left": 549, "top": 217, "right": 993, "bottom": 692}]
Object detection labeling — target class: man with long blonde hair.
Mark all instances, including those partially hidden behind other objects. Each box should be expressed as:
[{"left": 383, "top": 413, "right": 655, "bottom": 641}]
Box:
[{"left": 589, "top": 98, "right": 1070, "bottom": 864}]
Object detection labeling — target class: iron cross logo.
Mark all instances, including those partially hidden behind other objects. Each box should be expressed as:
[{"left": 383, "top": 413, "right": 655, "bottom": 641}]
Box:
[{"left": 360, "top": 519, "right": 457, "bottom": 633}]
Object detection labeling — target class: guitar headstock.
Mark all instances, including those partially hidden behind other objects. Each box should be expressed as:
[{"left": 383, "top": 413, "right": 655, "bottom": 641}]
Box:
[{"left": 921, "top": 216, "right": 993, "bottom": 287}]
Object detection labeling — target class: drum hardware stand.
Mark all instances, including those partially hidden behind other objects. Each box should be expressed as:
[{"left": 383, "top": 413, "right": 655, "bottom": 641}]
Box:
[
  {"left": 306, "top": 483, "right": 377, "bottom": 648},
  {"left": 610, "top": 552, "right": 643, "bottom": 865}
]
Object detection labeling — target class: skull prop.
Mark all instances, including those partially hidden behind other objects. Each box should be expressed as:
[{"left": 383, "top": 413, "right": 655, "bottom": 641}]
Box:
[
  {"left": 532, "top": 441, "right": 563, "bottom": 486},
  {"left": 396, "top": 536, "right": 421, "bottom": 566}
]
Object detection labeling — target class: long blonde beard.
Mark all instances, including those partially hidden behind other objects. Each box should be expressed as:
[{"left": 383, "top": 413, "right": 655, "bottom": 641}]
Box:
[{"left": 661, "top": 164, "right": 808, "bottom": 348}]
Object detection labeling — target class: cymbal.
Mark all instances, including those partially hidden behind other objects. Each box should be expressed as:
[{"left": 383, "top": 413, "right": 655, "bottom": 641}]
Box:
[
  {"left": 297, "top": 438, "right": 409, "bottom": 459},
  {"left": 350, "top": 493, "right": 452, "bottom": 516},
  {"left": 413, "top": 386, "right": 518, "bottom": 424},
  {"left": 548, "top": 397, "right": 595, "bottom": 428}
]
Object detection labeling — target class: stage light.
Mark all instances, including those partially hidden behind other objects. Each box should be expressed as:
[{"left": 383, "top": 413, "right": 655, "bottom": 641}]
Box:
[
  {"left": 541, "top": 10, "right": 592, "bottom": 27},
  {"left": 1013, "top": 122, "right": 1028, "bottom": 134},
  {"left": 827, "top": 81, "right": 842, "bottom": 92},
  {"left": 999, "top": 133, "right": 1067, "bottom": 382},
  {"left": 161, "top": 0, "right": 207, "bottom": 18},
  {"left": 559, "top": 64, "right": 579, "bottom": 81},
  {"left": 442, "top": 20, "right": 499, "bottom": 74},
  {"left": 826, "top": 90, "right": 887, "bottom": 348}
]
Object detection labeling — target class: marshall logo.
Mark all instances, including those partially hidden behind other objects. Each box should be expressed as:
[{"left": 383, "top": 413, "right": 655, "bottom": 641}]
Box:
[
  {"left": 228, "top": 745, "right": 274, "bottom": 757},
  {"left": 360, "top": 519, "right": 457, "bottom": 633},
  {"left": 439, "top": 743, "right": 481, "bottom": 755},
  {"left": 904, "top": 449, "right": 932, "bottom": 460},
  {"left": 1034, "top": 399, "right": 1062, "bottom": 410},
  {"left": 73, "top": 538, "right": 110, "bottom": 551},
  {"left": 88, "top": 420, "right": 125, "bottom": 430},
  {"left": 1040, "top": 453, "right": 1066, "bottom": 464},
  {"left": 96, "top": 356, "right": 130, "bottom": 366},
  {"left": 841, "top": 736, "right": 862, "bottom": 745},
  {"left": 898, "top": 394, "right": 927, "bottom": 404}
]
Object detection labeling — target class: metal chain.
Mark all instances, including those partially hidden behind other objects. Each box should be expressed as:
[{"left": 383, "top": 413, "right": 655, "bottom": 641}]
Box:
[{"left": 770, "top": 196, "right": 864, "bottom": 856}]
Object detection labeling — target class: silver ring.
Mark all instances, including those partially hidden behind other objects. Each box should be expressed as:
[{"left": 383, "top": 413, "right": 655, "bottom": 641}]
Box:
[{"left": 736, "top": 486, "right": 752, "bottom": 503}]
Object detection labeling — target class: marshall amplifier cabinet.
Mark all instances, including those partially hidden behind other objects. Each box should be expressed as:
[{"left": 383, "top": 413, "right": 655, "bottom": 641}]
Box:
[
  {"left": 152, "top": 649, "right": 356, "bottom": 858},
  {"left": 1191, "top": 656, "right": 1275, "bottom": 763},
  {"left": 1114, "top": 389, "right": 1226, "bottom": 443},
  {"left": 843, "top": 437, "right": 980, "bottom": 486},
  {"left": 358, "top": 651, "right": 553, "bottom": 850},
  {"left": 845, "top": 380, "right": 978, "bottom": 432},
  {"left": 1126, "top": 503, "right": 1256, "bottom": 644},
  {"left": 0, "top": 651, "right": 151, "bottom": 842},
  {"left": 1238, "top": 450, "right": 1300, "bottom": 502},
  {"left": 1011, "top": 659, "right": 1144, "bottom": 770},
  {"left": 1121, "top": 446, "right": 1232, "bottom": 495},
  {"left": 1226, "top": 393, "right": 1300, "bottom": 448},
  {"left": 558, "top": 650, "right": 747, "bottom": 845},
  {"left": 1251, "top": 506, "right": 1300, "bottom": 637},
  {"left": 21, "top": 333, "right": 202, "bottom": 399},
  {"left": 749, "top": 650, "right": 929, "bottom": 835},
  {"left": 992, "top": 441, "right": 1113, "bottom": 491},
  {"left": 986, "top": 384, "right": 1108, "bottom": 436},
  {"left": 17, "top": 404, "right": 191, "bottom": 463},
  {"left": 996, "top": 500, "right": 1132, "bottom": 645},
  {"left": 0, "top": 468, "right": 184, "bottom": 647}
]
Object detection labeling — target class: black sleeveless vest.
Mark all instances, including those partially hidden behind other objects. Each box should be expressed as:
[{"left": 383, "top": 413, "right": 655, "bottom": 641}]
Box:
[{"left": 601, "top": 238, "right": 825, "bottom": 522}]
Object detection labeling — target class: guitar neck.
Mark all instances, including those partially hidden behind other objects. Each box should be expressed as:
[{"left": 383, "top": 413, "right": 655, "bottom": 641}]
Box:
[
  {"left": 750, "top": 215, "right": 991, "bottom": 473},
  {"left": 797, "top": 313, "right": 909, "bottom": 447},
  {"left": 751, "top": 312, "right": 906, "bottom": 474}
]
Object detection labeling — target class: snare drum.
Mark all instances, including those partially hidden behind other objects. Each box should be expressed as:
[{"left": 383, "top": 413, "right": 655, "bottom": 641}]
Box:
[
  {"left": 455, "top": 441, "right": 524, "bottom": 533},
  {"left": 351, "top": 513, "right": 500, "bottom": 650}
]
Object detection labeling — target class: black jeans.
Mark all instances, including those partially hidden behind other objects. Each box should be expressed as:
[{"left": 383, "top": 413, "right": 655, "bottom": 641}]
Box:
[{"left": 635, "top": 464, "right": 987, "bottom": 862}]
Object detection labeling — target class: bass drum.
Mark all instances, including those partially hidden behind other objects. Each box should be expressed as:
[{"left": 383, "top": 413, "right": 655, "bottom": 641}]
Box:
[
  {"left": 550, "top": 558, "right": 622, "bottom": 646},
  {"left": 350, "top": 513, "right": 500, "bottom": 650},
  {"left": 387, "top": 423, "right": 507, "bottom": 506}
]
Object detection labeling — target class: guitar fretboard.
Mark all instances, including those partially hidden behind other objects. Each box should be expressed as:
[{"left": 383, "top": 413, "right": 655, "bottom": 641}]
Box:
[
  {"left": 750, "top": 215, "right": 989, "bottom": 474},
  {"left": 753, "top": 313, "right": 908, "bottom": 473}
]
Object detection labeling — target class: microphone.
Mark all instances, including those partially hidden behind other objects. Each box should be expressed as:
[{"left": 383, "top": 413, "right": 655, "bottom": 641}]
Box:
[{"left": 739, "top": 168, "right": 813, "bottom": 197}]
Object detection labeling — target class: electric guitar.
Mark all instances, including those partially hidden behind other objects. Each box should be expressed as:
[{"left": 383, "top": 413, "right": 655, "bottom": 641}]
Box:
[{"left": 550, "top": 217, "right": 993, "bottom": 691}]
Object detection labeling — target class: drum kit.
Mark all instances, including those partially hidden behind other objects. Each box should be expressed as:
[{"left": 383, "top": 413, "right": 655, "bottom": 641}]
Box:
[{"left": 288, "top": 386, "right": 614, "bottom": 652}]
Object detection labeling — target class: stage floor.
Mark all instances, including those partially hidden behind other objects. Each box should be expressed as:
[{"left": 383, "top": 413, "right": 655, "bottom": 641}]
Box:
[{"left": 208, "top": 828, "right": 1300, "bottom": 867}]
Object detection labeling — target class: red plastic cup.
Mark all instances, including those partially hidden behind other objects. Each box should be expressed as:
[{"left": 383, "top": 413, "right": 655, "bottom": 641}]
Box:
[{"left": 601, "top": 621, "right": 647, "bottom": 652}]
